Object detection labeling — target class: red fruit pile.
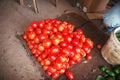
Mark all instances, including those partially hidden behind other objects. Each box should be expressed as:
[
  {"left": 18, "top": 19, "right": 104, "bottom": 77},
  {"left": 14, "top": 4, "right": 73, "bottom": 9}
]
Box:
[{"left": 23, "top": 19, "right": 94, "bottom": 79}]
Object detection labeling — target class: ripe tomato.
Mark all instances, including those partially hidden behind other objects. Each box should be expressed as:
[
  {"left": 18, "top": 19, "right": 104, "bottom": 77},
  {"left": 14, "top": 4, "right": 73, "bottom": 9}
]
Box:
[
  {"left": 60, "top": 41, "right": 68, "bottom": 48},
  {"left": 48, "top": 55, "right": 56, "bottom": 62},
  {"left": 69, "top": 60, "right": 76, "bottom": 66},
  {"left": 37, "top": 56, "right": 42, "bottom": 62},
  {"left": 47, "top": 66, "right": 57, "bottom": 74},
  {"left": 43, "top": 59, "right": 51, "bottom": 66},
  {"left": 35, "top": 28, "right": 41, "bottom": 35},
  {"left": 46, "top": 70, "right": 52, "bottom": 76},
  {"left": 58, "top": 24, "right": 64, "bottom": 32},
  {"left": 59, "top": 68, "right": 65, "bottom": 74},
  {"left": 62, "top": 48, "right": 71, "bottom": 57},
  {"left": 85, "top": 38, "right": 94, "bottom": 48},
  {"left": 72, "top": 39, "right": 79, "bottom": 46},
  {"left": 74, "top": 46, "right": 81, "bottom": 54},
  {"left": 65, "top": 36, "right": 72, "bottom": 43},
  {"left": 31, "top": 48, "right": 37, "bottom": 54},
  {"left": 97, "top": 44, "right": 102, "bottom": 49},
  {"left": 28, "top": 32, "right": 36, "bottom": 40},
  {"left": 26, "top": 26, "right": 34, "bottom": 32},
  {"left": 69, "top": 49, "right": 75, "bottom": 58},
  {"left": 50, "top": 46, "right": 60, "bottom": 55},
  {"left": 57, "top": 55, "right": 68, "bottom": 63},
  {"left": 37, "top": 44, "right": 45, "bottom": 52},
  {"left": 38, "top": 34, "right": 48, "bottom": 42},
  {"left": 33, "top": 36, "right": 40, "bottom": 44},
  {"left": 43, "top": 65, "right": 49, "bottom": 71},
  {"left": 52, "top": 71, "right": 60, "bottom": 79},
  {"left": 80, "top": 49, "right": 86, "bottom": 57},
  {"left": 42, "top": 39, "right": 52, "bottom": 48},
  {"left": 34, "top": 53, "right": 39, "bottom": 58},
  {"left": 79, "top": 34, "right": 86, "bottom": 43},
  {"left": 51, "top": 36, "right": 61, "bottom": 46},
  {"left": 66, "top": 70, "right": 74, "bottom": 80},
  {"left": 31, "top": 21, "right": 39, "bottom": 29},
  {"left": 72, "top": 53, "right": 81, "bottom": 62},
  {"left": 76, "top": 28, "right": 83, "bottom": 34},
  {"left": 23, "top": 34, "right": 27, "bottom": 40},
  {"left": 39, "top": 21, "right": 44, "bottom": 29},
  {"left": 56, "top": 32, "right": 63, "bottom": 39},
  {"left": 53, "top": 61, "right": 62, "bottom": 70},
  {"left": 44, "top": 24, "right": 53, "bottom": 30},
  {"left": 82, "top": 43, "right": 91, "bottom": 53},
  {"left": 86, "top": 53, "right": 92, "bottom": 60}
]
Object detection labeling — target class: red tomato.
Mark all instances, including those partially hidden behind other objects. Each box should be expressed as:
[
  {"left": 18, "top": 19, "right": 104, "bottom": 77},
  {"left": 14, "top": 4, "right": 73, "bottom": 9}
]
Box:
[
  {"left": 33, "top": 36, "right": 40, "bottom": 44},
  {"left": 58, "top": 24, "right": 64, "bottom": 32},
  {"left": 48, "top": 55, "right": 56, "bottom": 62},
  {"left": 69, "top": 49, "right": 75, "bottom": 58},
  {"left": 60, "top": 41, "right": 68, "bottom": 48},
  {"left": 53, "top": 27, "right": 58, "bottom": 33},
  {"left": 74, "top": 46, "right": 81, "bottom": 54},
  {"left": 76, "top": 28, "right": 83, "bottom": 34},
  {"left": 44, "top": 24, "right": 53, "bottom": 30},
  {"left": 37, "top": 44, "right": 45, "bottom": 52},
  {"left": 52, "top": 71, "right": 60, "bottom": 79},
  {"left": 97, "top": 44, "right": 102, "bottom": 49},
  {"left": 46, "top": 70, "right": 52, "bottom": 76},
  {"left": 80, "top": 49, "right": 86, "bottom": 57},
  {"left": 43, "top": 65, "right": 49, "bottom": 71},
  {"left": 31, "top": 21, "right": 39, "bottom": 29},
  {"left": 66, "top": 70, "right": 74, "bottom": 80},
  {"left": 23, "top": 34, "right": 27, "bottom": 40},
  {"left": 51, "top": 36, "right": 61, "bottom": 46},
  {"left": 38, "top": 34, "right": 48, "bottom": 42},
  {"left": 62, "top": 48, "right": 71, "bottom": 57},
  {"left": 37, "top": 56, "right": 42, "bottom": 62},
  {"left": 56, "top": 32, "right": 63, "bottom": 39},
  {"left": 57, "top": 55, "right": 68, "bottom": 63},
  {"left": 50, "top": 46, "right": 60, "bottom": 55},
  {"left": 82, "top": 43, "right": 91, "bottom": 53},
  {"left": 39, "top": 22, "right": 44, "bottom": 29},
  {"left": 26, "top": 26, "right": 34, "bottom": 32},
  {"left": 42, "top": 39, "right": 52, "bottom": 48},
  {"left": 72, "top": 39, "right": 79, "bottom": 46},
  {"left": 28, "top": 44, "right": 34, "bottom": 49},
  {"left": 65, "top": 36, "right": 72, "bottom": 43},
  {"left": 43, "top": 59, "right": 51, "bottom": 66},
  {"left": 69, "top": 60, "right": 76, "bottom": 66},
  {"left": 28, "top": 32, "right": 36, "bottom": 40},
  {"left": 34, "top": 53, "right": 39, "bottom": 58},
  {"left": 53, "top": 61, "right": 63, "bottom": 70},
  {"left": 59, "top": 68, "right": 65, "bottom": 74},
  {"left": 67, "top": 44, "right": 73, "bottom": 49},
  {"left": 73, "top": 33, "right": 81, "bottom": 40},
  {"left": 79, "top": 34, "right": 86, "bottom": 43},
  {"left": 35, "top": 28, "right": 41, "bottom": 35},
  {"left": 40, "top": 52, "right": 48, "bottom": 59},
  {"left": 42, "top": 29, "right": 52, "bottom": 35},
  {"left": 72, "top": 53, "right": 81, "bottom": 62},
  {"left": 47, "top": 66, "right": 57, "bottom": 74},
  {"left": 85, "top": 38, "right": 93, "bottom": 48},
  {"left": 86, "top": 53, "right": 92, "bottom": 60},
  {"left": 31, "top": 48, "right": 37, "bottom": 54},
  {"left": 62, "top": 30, "right": 69, "bottom": 36}
]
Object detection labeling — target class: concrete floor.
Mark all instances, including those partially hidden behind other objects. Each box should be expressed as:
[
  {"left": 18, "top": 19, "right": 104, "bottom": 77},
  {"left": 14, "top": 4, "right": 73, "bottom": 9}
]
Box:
[{"left": 0, "top": 0, "right": 111, "bottom": 80}]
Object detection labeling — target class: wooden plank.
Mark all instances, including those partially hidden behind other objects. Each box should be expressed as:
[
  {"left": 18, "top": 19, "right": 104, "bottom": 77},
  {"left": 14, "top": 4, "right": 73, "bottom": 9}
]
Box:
[
  {"left": 33, "top": 0, "right": 39, "bottom": 14},
  {"left": 20, "top": 0, "right": 24, "bottom": 5}
]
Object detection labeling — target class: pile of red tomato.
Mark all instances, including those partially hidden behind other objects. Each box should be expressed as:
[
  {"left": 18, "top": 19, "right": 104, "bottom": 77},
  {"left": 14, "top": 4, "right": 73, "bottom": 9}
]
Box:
[{"left": 23, "top": 19, "right": 94, "bottom": 80}]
